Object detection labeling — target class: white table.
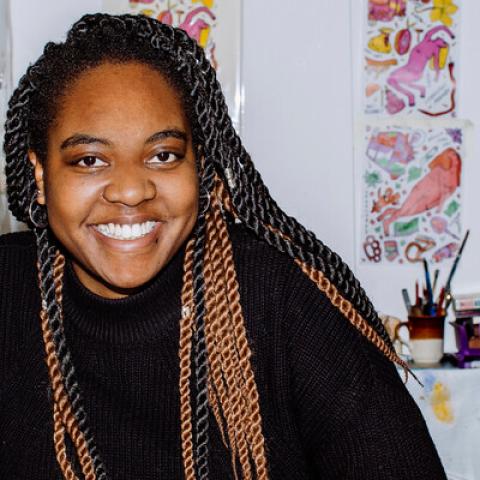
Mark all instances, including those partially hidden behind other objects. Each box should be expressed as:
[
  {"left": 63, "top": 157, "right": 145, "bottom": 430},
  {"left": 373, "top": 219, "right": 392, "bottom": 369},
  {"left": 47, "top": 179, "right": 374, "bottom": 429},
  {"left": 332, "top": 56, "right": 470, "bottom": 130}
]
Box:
[{"left": 404, "top": 365, "right": 480, "bottom": 480}]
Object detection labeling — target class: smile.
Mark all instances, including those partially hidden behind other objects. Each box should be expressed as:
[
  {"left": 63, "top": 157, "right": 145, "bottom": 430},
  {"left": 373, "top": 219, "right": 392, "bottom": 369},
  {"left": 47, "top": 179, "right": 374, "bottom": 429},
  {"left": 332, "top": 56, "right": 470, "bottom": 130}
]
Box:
[{"left": 93, "top": 221, "right": 159, "bottom": 241}]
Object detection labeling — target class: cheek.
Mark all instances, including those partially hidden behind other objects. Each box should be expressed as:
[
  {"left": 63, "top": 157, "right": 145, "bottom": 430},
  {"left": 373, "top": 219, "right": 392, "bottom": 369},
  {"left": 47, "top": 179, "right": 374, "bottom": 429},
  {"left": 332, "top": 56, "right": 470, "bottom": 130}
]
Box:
[
  {"left": 161, "top": 169, "right": 199, "bottom": 217},
  {"left": 44, "top": 173, "right": 100, "bottom": 228}
]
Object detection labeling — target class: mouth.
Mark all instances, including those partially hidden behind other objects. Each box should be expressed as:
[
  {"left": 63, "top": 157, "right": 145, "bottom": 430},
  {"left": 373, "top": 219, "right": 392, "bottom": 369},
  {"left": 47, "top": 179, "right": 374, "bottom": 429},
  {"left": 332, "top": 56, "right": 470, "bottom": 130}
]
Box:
[{"left": 92, "top": 221, "right": 160, "bottom": 241}]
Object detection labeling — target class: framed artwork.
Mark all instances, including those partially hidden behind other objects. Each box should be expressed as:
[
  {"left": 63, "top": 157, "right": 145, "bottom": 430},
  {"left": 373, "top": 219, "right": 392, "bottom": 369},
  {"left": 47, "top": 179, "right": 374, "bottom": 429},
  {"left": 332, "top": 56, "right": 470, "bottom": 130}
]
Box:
[{"left": 102, "top": 0, "right": 243, "bottom": 132}]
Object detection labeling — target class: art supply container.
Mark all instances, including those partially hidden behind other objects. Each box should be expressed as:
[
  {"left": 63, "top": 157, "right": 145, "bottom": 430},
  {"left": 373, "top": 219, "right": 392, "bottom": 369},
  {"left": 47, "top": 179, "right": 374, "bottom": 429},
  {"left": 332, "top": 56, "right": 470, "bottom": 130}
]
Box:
[{"left": 395, "top": 314, "right": 445, "bottom": 365}]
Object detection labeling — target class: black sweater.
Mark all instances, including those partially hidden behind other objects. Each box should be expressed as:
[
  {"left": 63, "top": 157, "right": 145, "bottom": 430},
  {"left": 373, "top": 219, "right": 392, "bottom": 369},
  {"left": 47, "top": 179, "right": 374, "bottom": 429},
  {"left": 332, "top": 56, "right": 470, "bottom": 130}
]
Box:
[{"left": 0, "top": 227, "right": 447, "bottom": 479}]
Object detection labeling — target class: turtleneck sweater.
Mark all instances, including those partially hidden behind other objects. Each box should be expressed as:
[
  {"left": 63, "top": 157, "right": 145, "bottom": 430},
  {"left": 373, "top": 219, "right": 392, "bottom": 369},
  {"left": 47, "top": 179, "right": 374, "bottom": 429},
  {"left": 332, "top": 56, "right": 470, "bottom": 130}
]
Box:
[{"left": 0, "top": 226, "right": 447, "bottom": 479}]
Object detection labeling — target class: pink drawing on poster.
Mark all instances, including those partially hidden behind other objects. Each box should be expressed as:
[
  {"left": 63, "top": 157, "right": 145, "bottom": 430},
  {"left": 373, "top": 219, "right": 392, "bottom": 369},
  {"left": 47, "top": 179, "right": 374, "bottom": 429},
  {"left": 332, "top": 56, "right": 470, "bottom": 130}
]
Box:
[
  {"left": 369, "top": 0, "right": 407, "bottom": 22},
  {"left": 363, "top": 1, "right": 460, "bottom": 117},
  {"left": 387, "top": 26, "right": 455, "bottom": 107},
  {"left": 179, "top": 6, "right": 215, "bottom": 43},
  {"left": 378, "top": 148, "right": 461, "bottom": 235}
]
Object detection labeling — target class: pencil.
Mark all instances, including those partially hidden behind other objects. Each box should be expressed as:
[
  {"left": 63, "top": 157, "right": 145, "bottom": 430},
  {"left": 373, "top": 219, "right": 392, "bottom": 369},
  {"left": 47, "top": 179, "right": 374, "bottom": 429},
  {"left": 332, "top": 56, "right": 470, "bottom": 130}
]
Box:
[
  {"left": 444, "top": 229, "right": 470, "bottom": 309},
  {"left": 445, "top": 230, "right": 470, "bottom": 292},
  {"left": 423, "top": 259, "right": 433, "bottom": 313}
]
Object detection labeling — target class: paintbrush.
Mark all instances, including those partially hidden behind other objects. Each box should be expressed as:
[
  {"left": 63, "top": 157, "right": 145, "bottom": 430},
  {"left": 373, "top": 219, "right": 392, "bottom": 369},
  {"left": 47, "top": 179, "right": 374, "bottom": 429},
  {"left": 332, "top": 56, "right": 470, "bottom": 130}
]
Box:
[
  {"left": 432, "top": 268, "right": 440, "bottom": 296},
  {"left": 423, "top": 259, "right": 434, "bottom": 314},
  {"left": 444, "top": 229, "right": 470, "bottom": 310}
]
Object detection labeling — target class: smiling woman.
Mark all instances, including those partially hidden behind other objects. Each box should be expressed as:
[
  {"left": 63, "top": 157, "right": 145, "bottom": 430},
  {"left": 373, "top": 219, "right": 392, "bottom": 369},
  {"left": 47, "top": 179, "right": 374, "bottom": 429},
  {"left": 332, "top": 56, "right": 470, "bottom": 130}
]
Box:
[
  {"left": 29, "top": 62, "right": 198, "bottom": 297},
  {"left": 0, "top": 13, "right": 447, "bottom": 480}
]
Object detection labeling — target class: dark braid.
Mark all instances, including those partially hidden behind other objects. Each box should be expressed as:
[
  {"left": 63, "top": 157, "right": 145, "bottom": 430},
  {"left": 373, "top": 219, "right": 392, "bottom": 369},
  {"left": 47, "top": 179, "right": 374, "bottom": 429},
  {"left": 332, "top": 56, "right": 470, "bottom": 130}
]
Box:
[
  {"left": 4, "top": 12, "right": 401, "bottom": 479},
  {"left": 191, "top": 164, "right": 215, "bottom": 479},
  {"left": 34, "top": 219, "right": 108, "bottom": 479}
]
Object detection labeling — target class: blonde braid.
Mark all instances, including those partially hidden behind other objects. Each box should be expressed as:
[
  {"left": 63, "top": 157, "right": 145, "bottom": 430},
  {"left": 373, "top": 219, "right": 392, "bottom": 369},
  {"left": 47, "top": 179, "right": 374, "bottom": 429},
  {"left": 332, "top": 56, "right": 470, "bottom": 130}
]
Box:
[
  {"left": 204, "top": 207, "right": 235, "bottom": 451},
  {"left": 53, "top": 402, "right": 80, "bottom": 480},
  {"left": 215, "top": 196, "right": 268, "bottom": 479},
  {"left": 212, "top": 185, "right": 254, "bottom": 480},
  {"left": 179, "top": 238, "right": 197, "bottom": 480},
  {"left": 37, "top": 253, "right": 96, "bottom": 480}
]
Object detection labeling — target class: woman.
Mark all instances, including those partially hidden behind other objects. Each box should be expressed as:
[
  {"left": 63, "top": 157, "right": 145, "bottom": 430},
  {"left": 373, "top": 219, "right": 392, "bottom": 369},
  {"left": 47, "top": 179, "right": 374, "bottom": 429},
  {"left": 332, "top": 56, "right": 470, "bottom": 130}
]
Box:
[{"left": 0, "top": 13, "right": 446, "bottom": 480}]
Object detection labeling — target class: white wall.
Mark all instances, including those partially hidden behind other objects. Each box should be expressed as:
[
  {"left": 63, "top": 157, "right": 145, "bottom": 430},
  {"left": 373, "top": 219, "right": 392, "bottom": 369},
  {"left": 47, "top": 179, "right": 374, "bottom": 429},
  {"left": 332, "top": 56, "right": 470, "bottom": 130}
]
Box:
[{"left": 8, "top": 1, "right": 480, "bottom": 346}]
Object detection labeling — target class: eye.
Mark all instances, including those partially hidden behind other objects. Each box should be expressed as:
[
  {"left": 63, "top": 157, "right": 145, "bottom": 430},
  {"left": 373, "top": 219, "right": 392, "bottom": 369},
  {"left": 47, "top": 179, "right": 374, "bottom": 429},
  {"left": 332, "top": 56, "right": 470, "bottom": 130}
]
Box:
[
  {"left": 75, "top": 156, "right": 107, "bottom": 168},
  {"left": 147, "top": 152, "right": 180, "bottom": 165}
]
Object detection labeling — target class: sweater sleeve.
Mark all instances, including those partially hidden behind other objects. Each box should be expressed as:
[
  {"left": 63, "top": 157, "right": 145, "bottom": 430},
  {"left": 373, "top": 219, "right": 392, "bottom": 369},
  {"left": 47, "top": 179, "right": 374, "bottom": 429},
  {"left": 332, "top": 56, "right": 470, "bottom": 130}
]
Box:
[{"left": 283, "top": 262, "right": 447, "bottom": 480}]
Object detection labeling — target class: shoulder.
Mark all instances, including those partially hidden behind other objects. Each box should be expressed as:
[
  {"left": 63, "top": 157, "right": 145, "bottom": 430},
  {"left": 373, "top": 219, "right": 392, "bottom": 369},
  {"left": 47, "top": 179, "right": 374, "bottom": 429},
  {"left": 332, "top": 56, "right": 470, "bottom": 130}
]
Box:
[
  {"left": 0, "top": 231, "right": 39, "bottom": 387},
  {"left": 228, "top": 222, "right": 337, "bottom": 316},
  {"left": 0, "top": 230, "right": 36, "bottom": 248},
  {"left": 0, "top": 230, "right": 37, "bottom": 309},
  {"left": 0, "top": 231, "right": 36, "bottom": 274},
  {"left": 0, "top": 230, "right": 38, "bottom": 321},
  {"left": 228, "top": 222, "right": 306, "bottom": 287},
  {"left": 227, "top": 222, "right": 352, "bottom": 358}
]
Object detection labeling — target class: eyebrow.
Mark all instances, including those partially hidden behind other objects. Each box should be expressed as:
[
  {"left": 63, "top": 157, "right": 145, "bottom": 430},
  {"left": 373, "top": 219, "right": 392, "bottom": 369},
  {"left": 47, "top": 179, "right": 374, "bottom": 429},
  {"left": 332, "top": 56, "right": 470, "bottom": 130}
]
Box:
[
  {"left": 60, "top": 129, "right": 188, "bottom": 150},
  {"left": 60, "top": 134, "right": 111, "bottom": 150},
  {"left": 145, "top": 129, "right": 188, "bottom": 144}
]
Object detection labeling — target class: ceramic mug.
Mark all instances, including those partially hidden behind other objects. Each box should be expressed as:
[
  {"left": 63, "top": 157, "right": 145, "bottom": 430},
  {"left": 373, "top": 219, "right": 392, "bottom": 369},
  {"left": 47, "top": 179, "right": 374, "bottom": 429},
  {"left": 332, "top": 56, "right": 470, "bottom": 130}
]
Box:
[{"left": 394, "top": 314, "right": 445, "bottom": 365}]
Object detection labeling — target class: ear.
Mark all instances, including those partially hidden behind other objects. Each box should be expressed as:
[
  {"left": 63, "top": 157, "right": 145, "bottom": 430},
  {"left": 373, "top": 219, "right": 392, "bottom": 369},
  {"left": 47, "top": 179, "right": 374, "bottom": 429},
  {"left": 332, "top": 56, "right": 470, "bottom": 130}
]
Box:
[{"left": 28, "top": 150, "right": 46, "bottom": 205}]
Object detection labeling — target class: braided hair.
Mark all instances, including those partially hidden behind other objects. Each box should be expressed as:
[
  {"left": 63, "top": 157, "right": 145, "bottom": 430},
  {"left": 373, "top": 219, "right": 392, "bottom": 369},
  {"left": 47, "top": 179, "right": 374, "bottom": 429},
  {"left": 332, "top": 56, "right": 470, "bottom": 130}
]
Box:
[{"left": 3, "top": 13, "right": 410, "bottom": 480}]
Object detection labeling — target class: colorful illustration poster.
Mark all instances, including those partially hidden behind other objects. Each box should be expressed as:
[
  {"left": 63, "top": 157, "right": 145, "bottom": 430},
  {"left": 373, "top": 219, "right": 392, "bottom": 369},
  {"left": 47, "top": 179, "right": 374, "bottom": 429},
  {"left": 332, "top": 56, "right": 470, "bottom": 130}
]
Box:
[
  {"left": 102, "top": 0, "right": 242, "bottom": 130},
  {"left": 358, "top": 118, "right": 470, "bottom": 265},
  {"left": 364, "top": 0, "right": 460, "bottom": 117}
]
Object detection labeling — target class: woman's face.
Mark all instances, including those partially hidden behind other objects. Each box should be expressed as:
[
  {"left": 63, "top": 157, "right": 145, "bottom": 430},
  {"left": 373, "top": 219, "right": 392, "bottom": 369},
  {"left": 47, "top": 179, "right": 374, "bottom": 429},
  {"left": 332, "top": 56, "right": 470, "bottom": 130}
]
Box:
[{"left": 29, "top": 62, "right": 199, "bottom": 298}]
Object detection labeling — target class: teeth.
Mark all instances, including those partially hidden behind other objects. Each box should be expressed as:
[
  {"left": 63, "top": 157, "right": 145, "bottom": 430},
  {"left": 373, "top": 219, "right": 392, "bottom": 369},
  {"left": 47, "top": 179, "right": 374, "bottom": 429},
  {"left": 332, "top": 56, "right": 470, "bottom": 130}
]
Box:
[
  {"left": 93, "top": 221, "right": 157, "bottom": 240},
  {"left": 122, "top": 224, "right": 131, "bottom": 238}
]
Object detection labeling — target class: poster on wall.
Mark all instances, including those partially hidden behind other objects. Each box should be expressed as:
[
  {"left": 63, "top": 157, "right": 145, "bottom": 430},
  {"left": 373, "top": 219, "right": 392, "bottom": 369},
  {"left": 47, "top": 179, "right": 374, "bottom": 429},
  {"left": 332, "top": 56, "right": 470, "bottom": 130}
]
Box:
[
  {"left": 102, "top": 0, "right": 243, "bottom": 131},
  {"left": 357, "top": 118, "right": 471, "bottom": 265},
  {"left": 364, "top": 0, "right": 461, "bottom": 117},
  {"left": 0, "top": 0, "right": 12, "bottom": 234}
]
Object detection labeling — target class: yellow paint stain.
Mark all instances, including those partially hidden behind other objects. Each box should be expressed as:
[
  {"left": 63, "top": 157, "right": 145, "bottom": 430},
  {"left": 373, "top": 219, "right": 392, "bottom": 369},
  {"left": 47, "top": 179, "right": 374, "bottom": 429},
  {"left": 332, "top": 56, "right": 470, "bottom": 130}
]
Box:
[
  {"left": 430, "top": 382, "right": 454, "bottom": 424},
  {"left": 192, "top": 0, "right": 214, "bottom": 8}
]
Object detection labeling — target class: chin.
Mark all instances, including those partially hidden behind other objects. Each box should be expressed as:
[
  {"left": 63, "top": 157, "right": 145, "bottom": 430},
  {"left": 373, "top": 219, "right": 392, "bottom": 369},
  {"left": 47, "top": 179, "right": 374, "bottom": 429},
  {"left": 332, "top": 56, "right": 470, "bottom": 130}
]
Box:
[
  {"left": 102, "top": 266, "right": 158, "bottom": 292},
  {"left": 112, "top": 274, "right": 153, "bottom": 291}
]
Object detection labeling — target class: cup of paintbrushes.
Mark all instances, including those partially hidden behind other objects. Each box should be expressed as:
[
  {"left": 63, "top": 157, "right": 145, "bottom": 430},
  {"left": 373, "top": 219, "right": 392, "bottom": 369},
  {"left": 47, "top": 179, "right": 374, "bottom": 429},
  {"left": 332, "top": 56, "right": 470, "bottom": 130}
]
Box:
[{"left": 394, "top": 312, "right": 446, "bottom": 365}]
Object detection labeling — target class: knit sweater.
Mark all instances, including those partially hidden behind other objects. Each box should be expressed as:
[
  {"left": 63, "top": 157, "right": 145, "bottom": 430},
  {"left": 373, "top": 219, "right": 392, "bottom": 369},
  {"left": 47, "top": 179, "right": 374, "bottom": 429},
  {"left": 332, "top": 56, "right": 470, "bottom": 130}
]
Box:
[{"left": 0, "top": 226, "right": 446, "bottom": 479}]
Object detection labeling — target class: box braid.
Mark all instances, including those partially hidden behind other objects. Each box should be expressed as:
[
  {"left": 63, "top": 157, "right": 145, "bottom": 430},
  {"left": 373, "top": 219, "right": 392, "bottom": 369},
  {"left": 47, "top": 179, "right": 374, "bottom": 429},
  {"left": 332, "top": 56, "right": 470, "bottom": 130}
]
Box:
[{"left": 3, "top": 13, "right": 412, "bottom": 480}]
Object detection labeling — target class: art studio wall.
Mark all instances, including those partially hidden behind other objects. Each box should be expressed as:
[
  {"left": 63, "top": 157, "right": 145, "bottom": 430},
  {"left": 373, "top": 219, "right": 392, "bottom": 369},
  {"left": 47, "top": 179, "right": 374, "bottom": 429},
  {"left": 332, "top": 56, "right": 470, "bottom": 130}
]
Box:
[{"left": 5, "top": 0, "right": 480, "bottom": 350}]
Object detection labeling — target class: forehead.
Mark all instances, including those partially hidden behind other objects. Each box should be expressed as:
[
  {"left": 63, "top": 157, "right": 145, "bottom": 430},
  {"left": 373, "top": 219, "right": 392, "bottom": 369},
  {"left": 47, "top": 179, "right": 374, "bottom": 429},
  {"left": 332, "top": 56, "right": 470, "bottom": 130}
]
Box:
[{"left": 53, "top": 62, "right": 188, "bottom": 136}]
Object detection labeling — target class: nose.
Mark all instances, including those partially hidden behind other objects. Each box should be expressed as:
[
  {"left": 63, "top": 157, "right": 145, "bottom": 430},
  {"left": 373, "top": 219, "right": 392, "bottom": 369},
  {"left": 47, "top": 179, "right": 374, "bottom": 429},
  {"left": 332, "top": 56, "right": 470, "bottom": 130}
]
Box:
[{"left": 102, "top": 163, "right": 156, "bottom": 207}]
